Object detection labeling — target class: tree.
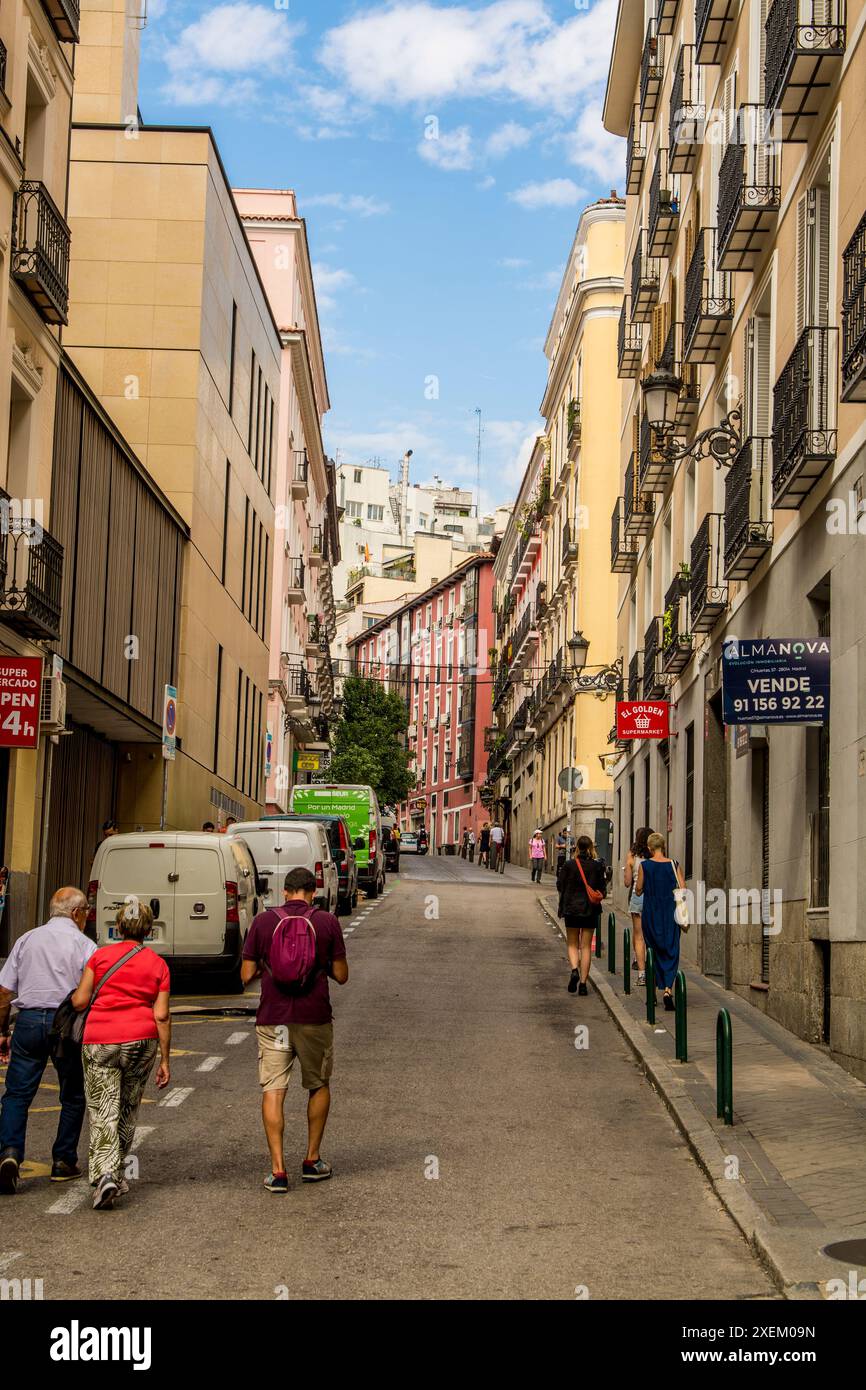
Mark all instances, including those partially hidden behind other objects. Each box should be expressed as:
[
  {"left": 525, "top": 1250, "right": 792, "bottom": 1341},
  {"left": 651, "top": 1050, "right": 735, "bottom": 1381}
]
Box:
[{"left": 329, "top": 675, "right": 414, "bottom": 806}]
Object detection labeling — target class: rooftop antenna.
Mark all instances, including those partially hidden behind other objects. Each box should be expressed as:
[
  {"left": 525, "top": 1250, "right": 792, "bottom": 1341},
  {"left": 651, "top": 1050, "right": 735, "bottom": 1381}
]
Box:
[
  {"left": 399, "top": 450, "right": 413, "bottom": 543},
  {"left": 474, "top": 408, "right": 482, "bottom": 518}
]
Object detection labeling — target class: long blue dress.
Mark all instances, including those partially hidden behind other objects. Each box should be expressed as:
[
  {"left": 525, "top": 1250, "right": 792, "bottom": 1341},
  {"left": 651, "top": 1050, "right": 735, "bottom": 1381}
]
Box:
[{"left": 640, "top": 858, "right": 680, "bottom": 989}]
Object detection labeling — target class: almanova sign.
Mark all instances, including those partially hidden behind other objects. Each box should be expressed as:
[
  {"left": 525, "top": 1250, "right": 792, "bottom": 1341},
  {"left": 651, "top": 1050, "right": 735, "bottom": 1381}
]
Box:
[{"left": 722, "top": 638, "right": 830, "bottom": 725}]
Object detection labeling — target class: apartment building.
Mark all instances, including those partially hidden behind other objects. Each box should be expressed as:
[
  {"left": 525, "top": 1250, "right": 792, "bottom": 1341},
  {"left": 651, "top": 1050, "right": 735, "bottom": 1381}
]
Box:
[
  {"left": 604, "top": 0, "right": 866, "bottom": 1078},
  {"left": 349, "top": 553, "right": 495, "bottom": 850},
  {"left": 234, "top": 188, "right": 340, "bottom": 808},
  {"left": 65, "top": 3, "right": 279, "bottom": 831},
  {"left": 488, "top": 197, "right": 625, "bottom": 869}
]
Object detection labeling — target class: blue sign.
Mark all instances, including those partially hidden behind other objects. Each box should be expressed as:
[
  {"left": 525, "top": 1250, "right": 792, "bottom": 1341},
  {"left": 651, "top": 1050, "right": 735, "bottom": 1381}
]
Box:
[{"left": 722, "top": 638, "right": 830, "bottom": 725}]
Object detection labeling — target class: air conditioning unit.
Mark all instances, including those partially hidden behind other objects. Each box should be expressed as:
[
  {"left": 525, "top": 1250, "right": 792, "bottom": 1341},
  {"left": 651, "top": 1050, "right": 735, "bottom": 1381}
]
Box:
[{"left": 40, "top": 675, "right": 66, "bottom": 734}]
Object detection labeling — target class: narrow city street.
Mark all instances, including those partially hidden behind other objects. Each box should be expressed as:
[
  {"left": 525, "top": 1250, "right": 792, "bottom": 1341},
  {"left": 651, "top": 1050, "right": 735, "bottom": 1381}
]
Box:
[{"left": 1, "top": 861, "right": 775, "bottom": 1301}]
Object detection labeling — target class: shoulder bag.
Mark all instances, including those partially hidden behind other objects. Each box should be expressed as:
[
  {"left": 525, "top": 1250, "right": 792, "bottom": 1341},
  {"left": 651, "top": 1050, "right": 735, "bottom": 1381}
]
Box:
[
  {"left": 576, "top": 857, "right": 604, "bottom": 907},
  {"left": 50, "top": 944, "right": 143, "bottom": 1053}
]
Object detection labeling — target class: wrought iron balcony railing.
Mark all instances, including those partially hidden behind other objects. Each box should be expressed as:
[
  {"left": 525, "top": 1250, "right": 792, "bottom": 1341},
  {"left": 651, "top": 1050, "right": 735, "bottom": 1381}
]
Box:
[
  {"left": 618, "top": 299, "right": 643, "bottom": 377},
  {"left": 0, "top": 40, "right": 7, "bottom": 96},
  {"left": 511, "top": 603, "right": 539, "bottom": 665},
  {"left": 628, "top": 651, "right": 643, "bottom": 702},
  {"left": 640, "top": 19, "right": 664, "bottom": 121},
  {"left": 626, "top": 105, "right": 647, "bottom": 195},
  {"left": 689, "top": 513, "right": 728, "bottom": 633},
  {"left": 661, "top": 576, "right": 693, "bottom": 675},
  {"left": 639, "top": 410, "right": 674, "bottom": 493},
  {"left": 40, "top": 0, "right": 80, "bottom": 43},
  {"left": 611, "top": 497, "right": 639, "bottom": 574},
  {"left": 309, "top": 525, "right": 323, "bottom": 558},
  {"left": 11, "top": 181, "right": 71, "bottom": 325},
  {"left": 842, "top": 208, "right": 866, "bottom": 402},
  {"left": 696, "top": 0, "right": 737, "bottom": 67},
  {"left": 631, "top": 230, "right": 660, "bottom": 324},
  {"left": 684, "top": 227, "right": 733, "bottom": 364},
  {"left": 717, "top": 106, "right": 781, "bottom": 271},
  {"left": 0, "top": 506, "right": 63, "bottom": 641},
  {"left": 670, "top": 45, "right": 705, "bottom": 175},
  {"left": 765, "top": 0, "right": 846, "bottom": 142},
  {"left": 724, "top": 437, "right": 774, "bottom": 579},
  {"left": 772, "top": 325, "right": 838, "bottom": 507},
  {"left": 648, "top": 147, "right": 680, "bottom": 259},
  {"left": 567, "top": 399, "right": 582, "bottom": 458},
  {"left": 624, "top": 453, "right": 655, "bottom": 537},
  {"left": 286, "top": 557, "right": 305, "bottom": 592},
  {"left": 562, "top": 519, "right": 578, "bottom": 569},
  {"left": 643, "top": 617, "right": 666, "bottom": 699}
]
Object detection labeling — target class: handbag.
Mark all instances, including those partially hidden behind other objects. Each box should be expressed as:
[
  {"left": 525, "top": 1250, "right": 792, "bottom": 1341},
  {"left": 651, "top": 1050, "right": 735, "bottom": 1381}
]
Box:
[
  {"left": 576, "top": 857, "right": 604, "bottom": 906},
  {"left": 50, "top": 944, "right": 143, "bottom": 1053},
  {"left": 672, "top": 861, "right": 690, "bottom": 931}
]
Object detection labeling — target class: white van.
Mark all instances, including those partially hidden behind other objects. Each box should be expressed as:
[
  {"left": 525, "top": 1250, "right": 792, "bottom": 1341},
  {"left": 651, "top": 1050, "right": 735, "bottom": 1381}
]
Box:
[
  {"left": 226, "top": 820, "right": 339, "bottom": 915},
  {"left": 87, "top": 831, "right": 264, "bottom": 986}
]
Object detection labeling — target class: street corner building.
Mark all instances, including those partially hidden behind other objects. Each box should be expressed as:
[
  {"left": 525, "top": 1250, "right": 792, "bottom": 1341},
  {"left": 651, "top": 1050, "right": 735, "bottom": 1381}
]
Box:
[
  {"left": 488, "top": 195, "right": 626, "bottom": 870},
  {"left": 348, "top": 552, "right": 495, "bottom": 852},
  {"left": 603, "top": 0, "right": 866, "bottom": 1078}
]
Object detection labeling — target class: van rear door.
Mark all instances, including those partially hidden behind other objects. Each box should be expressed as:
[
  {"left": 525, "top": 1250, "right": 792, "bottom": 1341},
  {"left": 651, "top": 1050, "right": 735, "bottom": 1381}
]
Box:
[
  {"left": 98, "top": 841, "right": 176, "bottom": 956},
  {"left": 174, "top": 844, "right": 227, "bottom": 956}
]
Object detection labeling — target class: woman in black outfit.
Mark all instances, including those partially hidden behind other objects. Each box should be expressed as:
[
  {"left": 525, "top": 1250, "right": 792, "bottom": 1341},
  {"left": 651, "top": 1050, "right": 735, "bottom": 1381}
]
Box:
[{"left": 557, "top": 835, "right": 606, "bottom": 996}]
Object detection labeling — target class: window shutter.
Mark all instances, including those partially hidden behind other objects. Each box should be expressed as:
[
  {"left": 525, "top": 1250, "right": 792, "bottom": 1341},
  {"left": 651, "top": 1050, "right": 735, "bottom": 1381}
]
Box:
[
  {"left": 651, "top": 304, "right": 664, "bottom": 364},
  {"left": 669, "top": 273, "right": 678, "bottom": 327},
  {"left": 813, "top": 185, "right": 831, "bottom": 329},
  {"left": 754, "top": 315, "right": 772, "bottom": 436},
  {"left": 632, "top": 410, "right": 640, "bottom": 461},
  {"left": 685, "top": 217, "right": 695, "bottom": 270},
  {"left": 743, "top": 319, "right": 754, "bottom": 436},
  {"left": 723, "top": 71, "right": 737, "bottom": 143},
  {"left": 795, "top": 192, "right": 808, "bottom": 339}
]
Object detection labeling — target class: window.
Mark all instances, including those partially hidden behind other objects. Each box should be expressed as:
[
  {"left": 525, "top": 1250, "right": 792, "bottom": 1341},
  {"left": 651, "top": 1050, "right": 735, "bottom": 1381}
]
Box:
[
  {"left": 662, "top": 509, "right": 672, "bottom": 594},
  {"left": 684, "top": 462, "right": 696, "bottom": 554},
  {"left": 345, "top": 500, "right": 362, "bottom": 519},
  {"left": 744, "top": 313, "right": 772, "bottom": 436},
  {"left": 213, "top": 646, "right": 223, "bottom": 774},
  {"left": 796, "top": 175, "right": 831, "bottom": 339},
  {"left": 644, "top": 754, "right": 651, "bottom": 830},
  {"left": 628, "top": 772, "right": 635, "bottom": 848},
  {"left": 684, "top": 723, "right": 695, "bottom": 878},
  {"left": 228, "top": 303, "right": 237, "bottom": 416},
  {"left": 354, "top": 469, "right": 363, "bottom": 484},
  {"left": 367, "top": 504, "right": 384, "bottom": 521}
]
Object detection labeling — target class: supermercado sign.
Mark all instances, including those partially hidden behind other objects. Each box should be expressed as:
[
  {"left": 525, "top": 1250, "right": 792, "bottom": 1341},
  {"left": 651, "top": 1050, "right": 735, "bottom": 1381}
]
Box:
[
  {"left": 0, "top": 656, "right": 43, "bottom": 748},
  {"left": 722, "top": 638, "right": 829, "bottom": 725}
]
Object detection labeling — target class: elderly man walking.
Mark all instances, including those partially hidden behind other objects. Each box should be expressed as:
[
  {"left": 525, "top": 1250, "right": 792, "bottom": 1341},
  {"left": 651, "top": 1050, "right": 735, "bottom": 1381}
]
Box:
[{"left": 0, "top": 887, "right": 96, "bottom": 1194}]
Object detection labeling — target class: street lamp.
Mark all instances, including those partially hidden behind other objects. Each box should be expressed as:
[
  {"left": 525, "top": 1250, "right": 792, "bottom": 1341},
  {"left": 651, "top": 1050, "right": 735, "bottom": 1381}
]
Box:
[
  {"left": 565, "top": 633, "right": 622, "bottom": 695},
  {"left": 566, "top": 630, "right": 590, "bottom": 670},
  {"left": 641, "top": 369, "right": 742, "bottom": 467}
]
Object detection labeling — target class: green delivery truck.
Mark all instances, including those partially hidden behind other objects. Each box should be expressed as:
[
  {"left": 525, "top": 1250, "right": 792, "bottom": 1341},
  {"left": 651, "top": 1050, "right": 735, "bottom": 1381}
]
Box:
[{"left": 289, "top": 784, "right": 386, "bottom": 899}]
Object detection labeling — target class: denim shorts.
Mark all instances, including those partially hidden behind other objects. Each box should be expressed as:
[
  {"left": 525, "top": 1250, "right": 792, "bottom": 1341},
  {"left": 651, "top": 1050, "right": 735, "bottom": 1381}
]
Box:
[{"left": 628, "top": 892, "right": 644, "bottom": 914}]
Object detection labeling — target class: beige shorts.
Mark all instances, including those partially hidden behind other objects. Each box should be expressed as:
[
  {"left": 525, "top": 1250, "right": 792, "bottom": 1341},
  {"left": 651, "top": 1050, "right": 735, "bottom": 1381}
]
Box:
[{"left": 256, "top": 1023, "right": 334, "bottom": 1093}]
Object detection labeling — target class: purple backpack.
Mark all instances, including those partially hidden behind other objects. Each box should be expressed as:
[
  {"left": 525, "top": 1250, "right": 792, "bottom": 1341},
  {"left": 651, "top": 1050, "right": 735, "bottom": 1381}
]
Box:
[{"left": 266, "top": 904, "right": 318, "bottom": 992}]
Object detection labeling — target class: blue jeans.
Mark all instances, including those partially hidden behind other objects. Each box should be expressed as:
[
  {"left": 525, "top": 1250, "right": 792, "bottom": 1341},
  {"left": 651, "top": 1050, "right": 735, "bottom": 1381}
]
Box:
[{"left": 0, "top": 1009, "right": 86, "bottom": 1165}]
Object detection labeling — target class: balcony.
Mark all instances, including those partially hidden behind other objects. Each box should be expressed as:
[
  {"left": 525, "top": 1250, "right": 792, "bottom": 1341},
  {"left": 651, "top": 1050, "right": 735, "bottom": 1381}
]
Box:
[
  {"left": 657, "top": 0, "right": 681, "bottom": 34},
  {"left": 842, "top": 209, "right": 866, "bottom": 402},
  {"left": 639, "top": 411, "right": 674, "bottom": 493},
  {"left": 643, "top": 618, "right": 666, "bottom": 699},
  {"left": 640, "top": 20, "right": 664, "bottom": 121},
  {"left": 724, "top": 437, "right": 774, "bottom": 579},
  {"left": 40, "top": 0, "right": 80, "bottom": 43},
  {"left": 0, "top": 41, "right": 7, "bottom": 100},
  {"left": 11, "top": 181, "right": 71, "bottom": 326},
  {"left": 305, "top": 613, "right": 324, "bottom": 656},
  {"left": 567, "top": 399, "right": 582, "bottom": 460},
  {"left": 285, "top": 666, "right": 315, "bottom": 712},
  {"left": 618, "top": 299, "right": 643, "bottom": 377},
  {"left": 492, "top": 661, "right": 511, "bottom": 710},
  {"left": 648, "top": 148, "right": 680, "bottom": 259},
  {"left": 511, "top": 604, "right": 539, "bottom": 672},
  {"left": 628, "top": 652, "right": 643, "bottom": 702},
  {"left": 626, "top": 106, "right": 647, "bottom": 195},
  {"left": 661, "top": 577, "right": 693, "bottom": 676},
  {"left": 684, "top": 227, "right": 733, "bottom": 364},
  {"left": 631, "top": 231, "right": 660, "bottom": 324},
  {"left": 291, "top": 451, "right": 309, "bottom": 500},
  {"left": 285, "top": 556, "right": 305, "bottom": 604},
  {"left": 659, "top": 319, "right": 700, "bottom": 427},
  {"left": 764, "top": 0, "right": 846, "bottom": 143},
  {"left": 0, "top": 511, "right": 63, "bottom": 641},
  {"left": 510, "top": 519, "right": 541, "bottom": 594},
  {"left": 624, "top": 453, "right": 655, "bottom": 537},
  {"left": 308, "top": 525, "right": 324, "bottom": 568},
  {"left": 670, "top": 46, "right": 705, "bottom": 175},
  {"left": 717, "top": 107, "right": 781, "bottom": 271},
  {"left": 457, "top": 722, "right": 475, "bottom": 782},
  {"left": 611, "top": 497, "right": 639, "bottom": 574},
  {"left": 772, "top": 326, "right": 837, "bottom": 507},
  {"left": 695, "top": 0, "right": 737, "bottom": 67},
  {"left": 562, "top": 519, "right": 578, "bottom": 571},
  {"left": 689, "top": 513, "right": 728, "bottom": 632}
]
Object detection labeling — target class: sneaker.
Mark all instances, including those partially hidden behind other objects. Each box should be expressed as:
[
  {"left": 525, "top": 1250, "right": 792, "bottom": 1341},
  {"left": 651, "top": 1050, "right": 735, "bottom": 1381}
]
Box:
[
  {"left": 50, "top": 1160, "right": 82, "bottom": 1183},
  {"left": 567, "top": 970, "right": 579, "bottom": 994},
  {"left": 92, "top": 1174, "right": 119, "bottom": 1210},
  {"left": 577, "top": 982, "right": 588, "bottom": 997},
  {"left": 302, "top": 1158, "right": 332, "bottom": 1182},
  {"left": 0, "top": 1150, "right": 19, "bottom": 1195},
  {"left": 117, "top": 1178, "right": 130, "bottom": 1196},
  {"left": 637, "top": 971, "right": 646, "bottom": 986},
  {"left": 264, "top": 1172, "right": 288, "bottom": 1194}
]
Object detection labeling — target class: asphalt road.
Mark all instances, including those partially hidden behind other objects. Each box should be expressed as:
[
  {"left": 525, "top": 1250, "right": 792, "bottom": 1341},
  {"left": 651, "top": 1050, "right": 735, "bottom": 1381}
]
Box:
[{"left": 0, "top": 858, "right": 776, "bottom": 1300}]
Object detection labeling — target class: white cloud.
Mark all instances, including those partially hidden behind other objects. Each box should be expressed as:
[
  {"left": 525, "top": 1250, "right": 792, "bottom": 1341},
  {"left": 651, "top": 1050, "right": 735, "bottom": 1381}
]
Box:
[
  {"left": 477, "top": 175, "right": 497, "bottom": 190},
  {"left": 303, "top": 193, "right": 391, "bottom": 218},
  {"left": 486, "top": 121, "right": 532, "bottom": 159},
  {"left": 319, "top": 0, "right": 617, "bottom": 116},
  {"left": 162, "top": 4, "right": 300, "bottom": 105},
  {"left": 509, "top": 177, "right": 585, "bottom": 210},
  {"left": 418, "top": 125, "right": 474, "bottom": 171},
  {"left": 562, "top": 100, "right": 625, "bottom": 187},
  {"left": 499, "top": 256, "right": 530, "bottom": 268}
]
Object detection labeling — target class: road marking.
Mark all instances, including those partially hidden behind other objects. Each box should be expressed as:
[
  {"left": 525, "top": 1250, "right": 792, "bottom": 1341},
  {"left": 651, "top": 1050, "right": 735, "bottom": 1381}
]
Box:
[
  {"left": 0, "top": 1251, "right": 22, "bottom": 1273},
  {"left": 48, "top": 1184, "right": 90, "bottom": 1215},
  {"left": 225, "top": 1031, "right": 251, "bottom": 1045},
  {"left": 344, "top": 928, "right": 355, "bottom": 934},
  {"left": 159, "top": 1086, "right": 194, "bottom": 1107},
  {"left": 130, "top": 1126, "right": 153, "bottom": 1151},
  {"left": 195, "top": 1055, "right": 224, "bottom": 1072}
]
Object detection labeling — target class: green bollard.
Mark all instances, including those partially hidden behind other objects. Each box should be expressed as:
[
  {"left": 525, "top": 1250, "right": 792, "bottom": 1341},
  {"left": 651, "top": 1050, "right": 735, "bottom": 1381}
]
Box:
[
  {"left": 623, "top": 926, "right": 631, "bottom": 996},
  {"left": 594, "top": 920, "right": 603, "bottom": 958},
  {"left": 645, "top": 947, "right": 656, "bottom": 1024},
  {"left": 675, "top": 970, "right": 688, "bottom": 1062},
  {"left": 716, "top": 1008, "right": 733, "bottom": 1124},
  {"left": 608, "top": 914, "right": 616, "bottom": 975}
]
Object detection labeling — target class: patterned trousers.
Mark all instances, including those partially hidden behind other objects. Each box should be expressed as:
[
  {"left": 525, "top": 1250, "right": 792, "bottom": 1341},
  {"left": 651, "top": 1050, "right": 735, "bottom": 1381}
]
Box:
[{"left": 82, "top": 1040, "right": 158, "bottom": 1185}]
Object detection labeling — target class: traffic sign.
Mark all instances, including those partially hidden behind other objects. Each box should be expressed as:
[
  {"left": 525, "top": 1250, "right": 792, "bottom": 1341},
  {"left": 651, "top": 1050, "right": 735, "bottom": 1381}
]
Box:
[
  {"left": 557, "top": 766, "right": 584, "bottom": 792},
  {"left": 162, "top": 684, "right": 177, "bottom": 761},
  {"left": 0, "top": 656, "right": 43, "bottom": 748}
]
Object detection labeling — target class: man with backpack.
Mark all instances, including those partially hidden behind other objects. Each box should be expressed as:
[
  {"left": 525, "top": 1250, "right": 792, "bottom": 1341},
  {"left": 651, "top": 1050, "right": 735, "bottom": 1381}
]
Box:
[{"left": 241, "top": 866, "right": 348, "bottom": 1193}]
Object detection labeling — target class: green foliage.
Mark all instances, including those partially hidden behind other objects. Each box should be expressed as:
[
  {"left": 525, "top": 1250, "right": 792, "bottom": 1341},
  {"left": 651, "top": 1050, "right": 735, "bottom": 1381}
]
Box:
[{"left": 330, "top": 675, "right": 414, "bottom": 806}]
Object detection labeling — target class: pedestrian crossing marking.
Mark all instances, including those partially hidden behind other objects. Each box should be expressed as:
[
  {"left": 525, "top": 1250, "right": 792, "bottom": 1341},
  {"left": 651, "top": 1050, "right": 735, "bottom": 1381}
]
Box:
[
  {"left": 48, "top": 1185, "right": 90, "bottom": 1215},
  {"left": 158, "top": 1086, "right": 194, "bottom": 1107},
  {"left": 0, "top": 1251, "right": 23, "bottom": 1272},
  {"left": 196, "top": 1056, "right": 224, "bottom": 1072},
  {"left": 225, "top": 1031, "right": 251, "bottom": 1045}
]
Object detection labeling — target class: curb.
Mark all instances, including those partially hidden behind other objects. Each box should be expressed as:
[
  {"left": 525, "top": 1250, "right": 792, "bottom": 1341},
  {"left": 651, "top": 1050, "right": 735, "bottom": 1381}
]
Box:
[{"left": 536, "top": 895, "right": 824, "bottom": 1301}]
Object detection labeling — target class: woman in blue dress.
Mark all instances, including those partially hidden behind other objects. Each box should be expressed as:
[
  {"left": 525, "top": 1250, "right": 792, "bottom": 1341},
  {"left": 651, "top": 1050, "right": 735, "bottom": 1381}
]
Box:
[{"left": 636, "top": 832, "right": 686, "bottom": 1011}]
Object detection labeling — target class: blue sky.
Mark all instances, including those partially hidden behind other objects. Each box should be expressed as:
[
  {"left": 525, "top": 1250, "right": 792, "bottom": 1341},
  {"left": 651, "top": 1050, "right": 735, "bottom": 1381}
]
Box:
[{"left": 139, "top": 0, "right": 624, "bottom": 510}]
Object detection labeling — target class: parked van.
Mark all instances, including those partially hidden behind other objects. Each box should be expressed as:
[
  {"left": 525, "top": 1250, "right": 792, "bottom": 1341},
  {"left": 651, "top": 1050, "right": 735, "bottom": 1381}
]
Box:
[
  {"left": 87, "top": 831, "right": 264, "bottom": 986},
  {"left": 226, "top": 820, "right": 339, "bottom": 915},
  {"left": 266, "top": 813, "right": 359, "bottom": 915},
  {"left": 289, "top": 784, "right": 386, "bottom": 898}
]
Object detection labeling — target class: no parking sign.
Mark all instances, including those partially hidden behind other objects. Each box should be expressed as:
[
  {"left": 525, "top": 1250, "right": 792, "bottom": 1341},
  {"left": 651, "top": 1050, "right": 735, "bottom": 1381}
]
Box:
[{"left": 162, "top": 685, "right": 177, "bottom": 761}]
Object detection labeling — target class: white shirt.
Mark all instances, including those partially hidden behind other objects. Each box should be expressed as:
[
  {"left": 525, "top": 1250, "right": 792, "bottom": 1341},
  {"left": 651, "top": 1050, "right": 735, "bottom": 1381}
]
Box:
[
  {"left": 491, "top": 826, "right": 504, "bottom": 844},
  {"left": 0, "top": 917, "right": 97, "bottom": 1010}
]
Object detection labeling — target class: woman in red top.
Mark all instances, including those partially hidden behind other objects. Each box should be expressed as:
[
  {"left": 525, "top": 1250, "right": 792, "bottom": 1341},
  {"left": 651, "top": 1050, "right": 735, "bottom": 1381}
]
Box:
[{"left": 72, "top": 897, "right": 171, "bottom": 1210}]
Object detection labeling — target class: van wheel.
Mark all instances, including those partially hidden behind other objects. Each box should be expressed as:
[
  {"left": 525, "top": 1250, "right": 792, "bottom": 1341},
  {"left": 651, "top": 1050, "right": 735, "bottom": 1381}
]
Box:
[
  {"left": 367, "top": 877, "right": 379, "bottom": 900},
  {"left": 351, "top": 889, "right": 358, "bottom": 910}
]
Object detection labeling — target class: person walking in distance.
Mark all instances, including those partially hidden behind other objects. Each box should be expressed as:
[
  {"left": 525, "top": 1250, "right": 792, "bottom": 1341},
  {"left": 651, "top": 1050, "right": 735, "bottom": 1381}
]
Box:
[
  {"left": 557, "top": 836, "right": 606, "bottom": 996},
  {"left": 555, "top": 829, "right": 568, "bottom": 874},
  {"left": 72, "top": 897, "right": 171, "bottom": 1210},
  {"left": 0, "top": 888, "right": 97, "bottom": 1195},
  {"left": 529, "top": 830, "right": 547, "bottom": 883},
  {"left": 624, "top": 826, "right": 652, "bottom": 987},
  {"left": 478, "top": 822, "right": 491, "bottom": 867},
  {"left": 467, "top": 828, "right": 476, "bottom": 863},
  {"left": 636, "top": 833, "right": 686, "bottom": 1011},
  {"left": 242, "top": 866, "right": 348, "bottom": 1193},
  {"left": 489, "top": 822, "right": 505, "bottom": 871}
]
